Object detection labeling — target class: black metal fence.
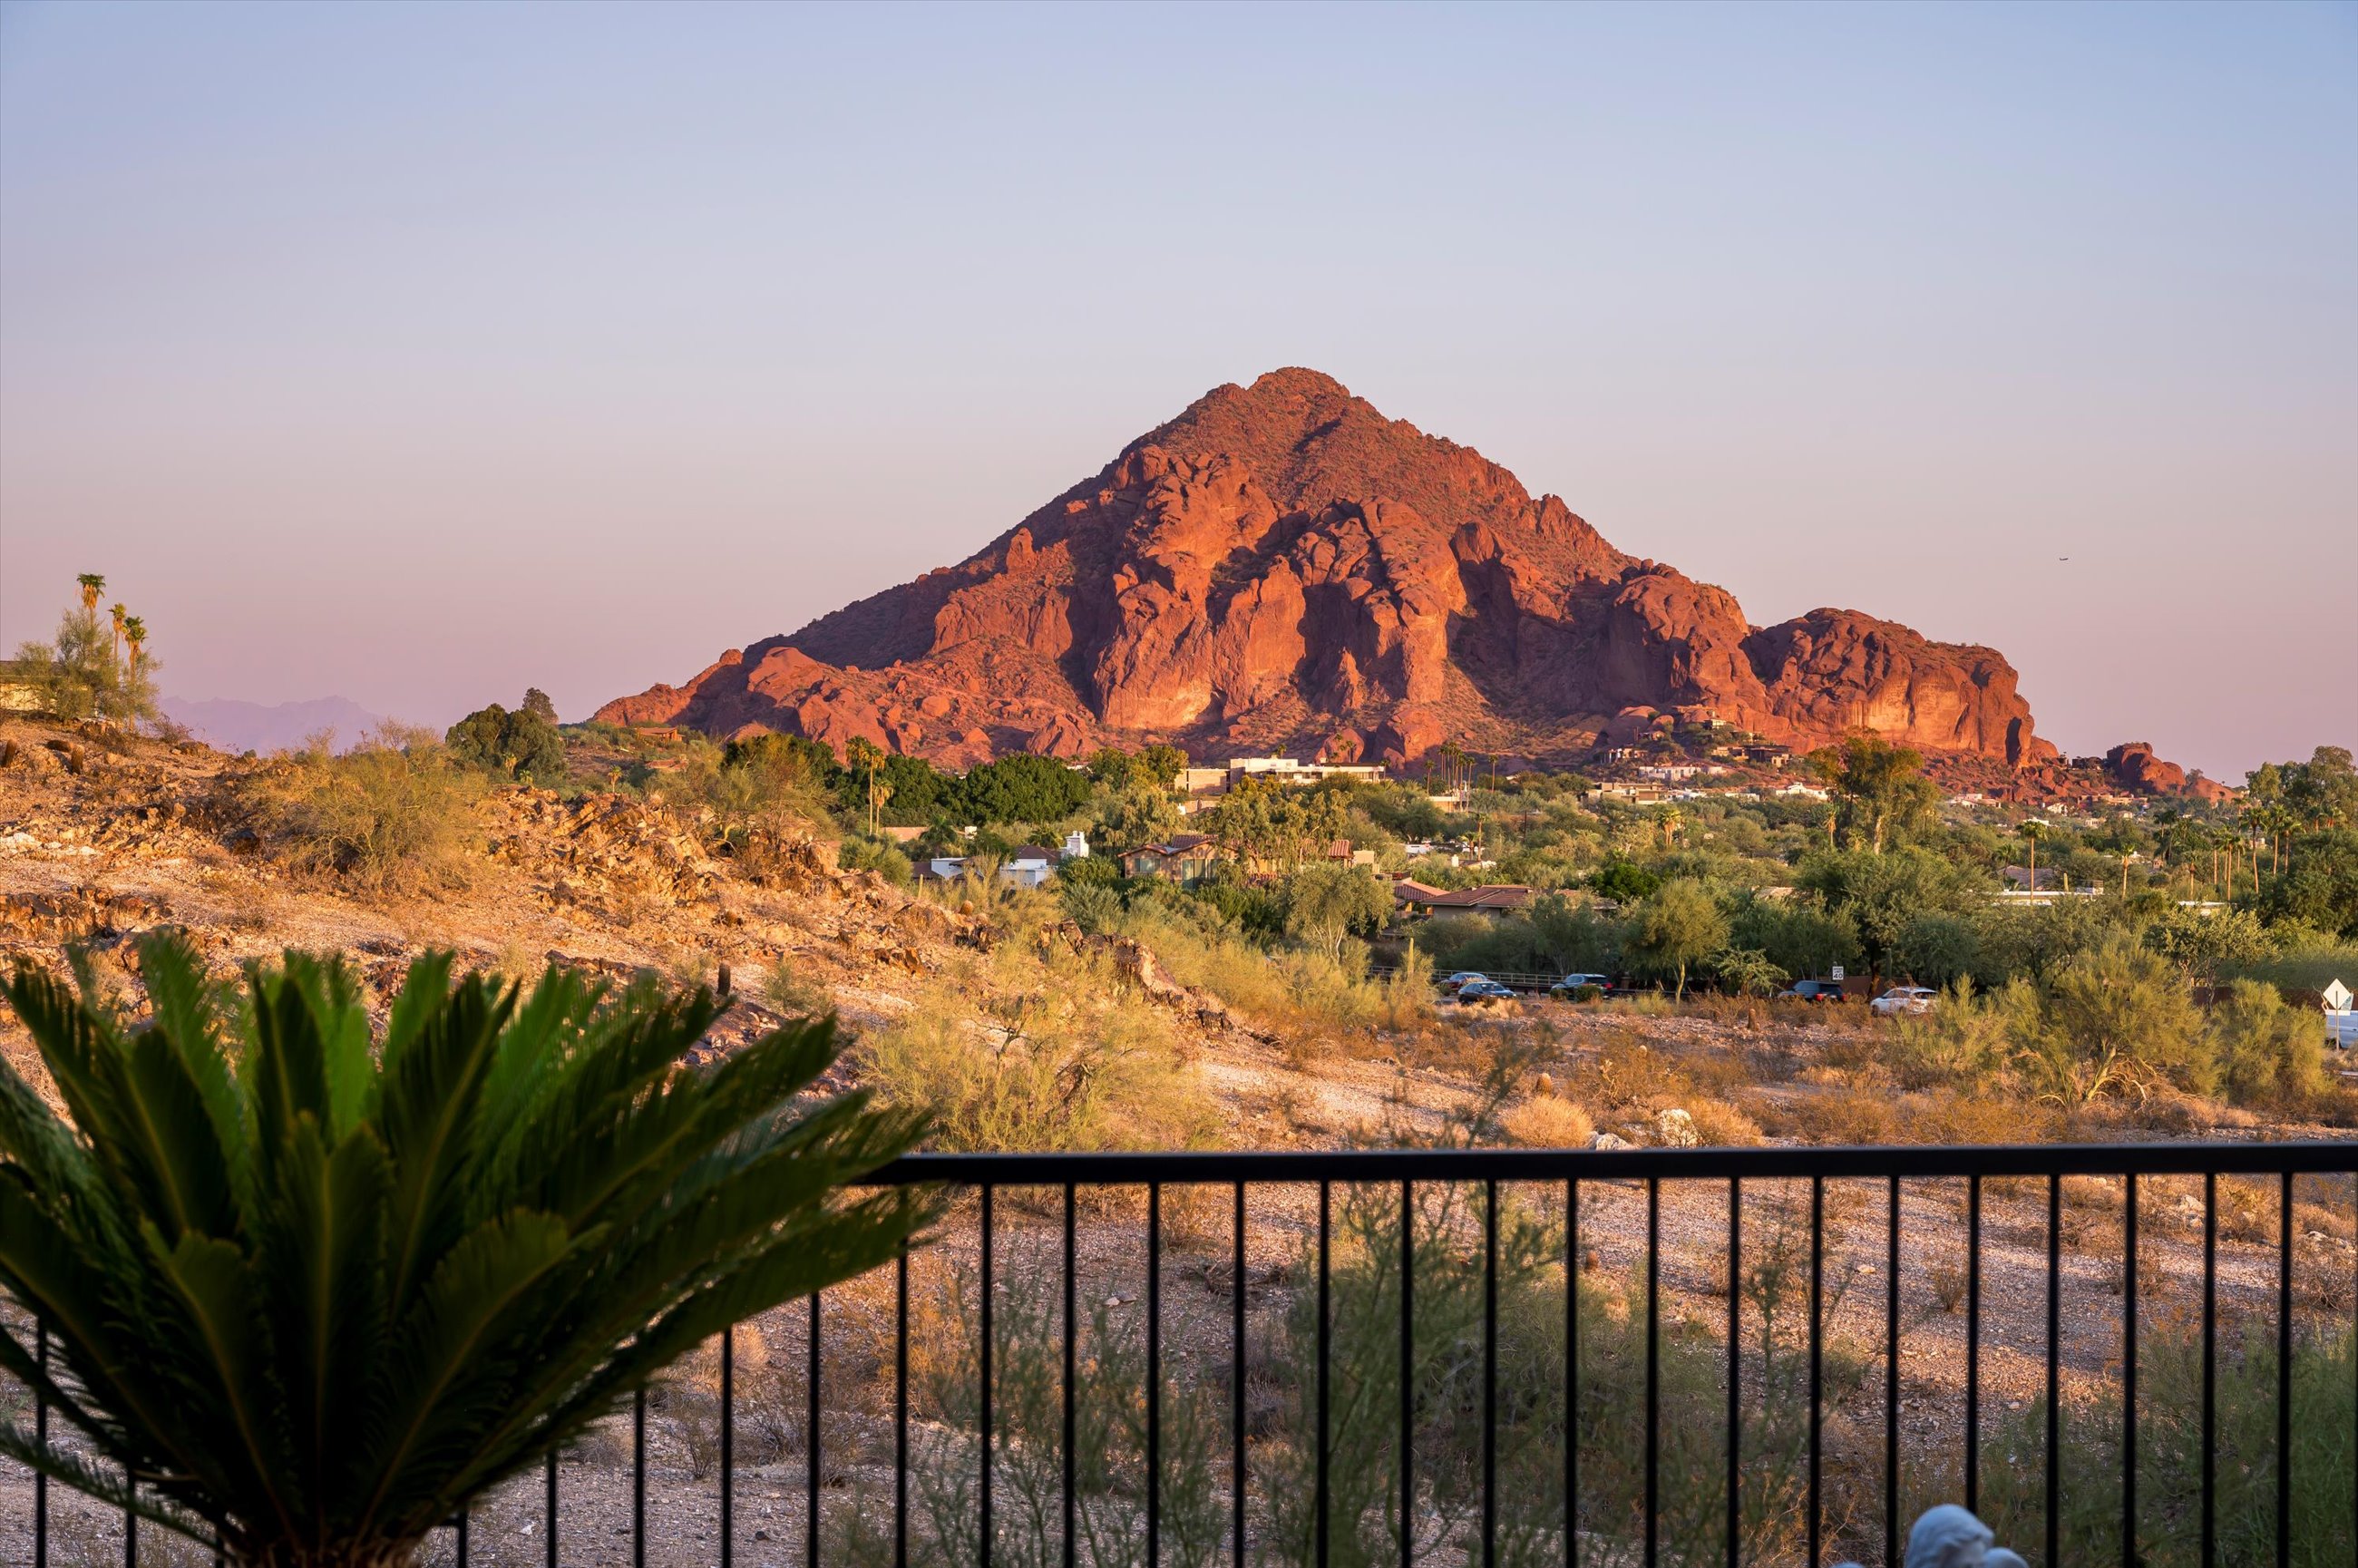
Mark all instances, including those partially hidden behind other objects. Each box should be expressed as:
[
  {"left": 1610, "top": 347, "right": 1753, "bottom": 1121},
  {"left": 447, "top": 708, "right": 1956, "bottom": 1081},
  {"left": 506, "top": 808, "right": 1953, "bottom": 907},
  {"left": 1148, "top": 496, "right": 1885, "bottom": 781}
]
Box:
[{"left": 15, "top": 1143, "right": 2358, "bottom": 1567}]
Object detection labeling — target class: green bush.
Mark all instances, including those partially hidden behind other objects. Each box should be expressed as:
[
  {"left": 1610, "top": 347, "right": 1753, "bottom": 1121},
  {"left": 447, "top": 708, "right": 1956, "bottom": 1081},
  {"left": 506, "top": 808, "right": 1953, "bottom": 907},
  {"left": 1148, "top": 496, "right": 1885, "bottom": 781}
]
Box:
[
  {"left": 2020, "top": 931, "right": 2213, "bottom": 1104},
  {"left": 444, "top": 697, "right": 566, "bottom": 784},
  {"left": 859, "top": 946, "right": 1220, "bottom": 1152},
  {"left": 2210, "top": 978, "right": 2328, "bottom": 1108},
  {"left": 243, "top": 724, "right": 482, "bottom": 893},
  {"left": 837, "top": 833, "right": 913, "bottom": 885}
]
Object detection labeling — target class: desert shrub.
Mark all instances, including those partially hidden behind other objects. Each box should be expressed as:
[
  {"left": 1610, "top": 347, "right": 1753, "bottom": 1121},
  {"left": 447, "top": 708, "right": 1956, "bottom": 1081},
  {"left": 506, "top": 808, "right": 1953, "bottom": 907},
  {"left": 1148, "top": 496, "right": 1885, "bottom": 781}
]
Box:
[
  {"left": 1883, "top": 978, "right": 2025, "bottom": 1090},
  {"left": 1278, "top": 862, "right": 1393, "bottom": 956},
  {"left": 1060, "top": 879, "right": 1125, "bottom": 933},
  {"left": 1416, "top": 911, "right": 1558, "bottom": 977},
  {"left": 1500, "top": 1093, "right": 1595, "bottom": 1148},
  {"left": 1709, "top": 945, "right": 1788, "bottom": 997},
  {"left": 685, "top": 732, "right": 836, "bottom": 841},
  {"left": 860, "top": 947, "right": 1219, "bottom": 1152},
  {"left": 2228, "top": 930, "right": 2358, "bottom": 996},
  {"left": 1684, "top": 1096, "right": 1763, "bottom": 1146},
  {"left": 835, "top": 1261, "right": 1228, "bottom": 1568},
  {"left": 2145, "top": 905, "right": 2276, "bottom": 984},
  {"left": 1118, "top": 908, "right": 1409, "bottom": 1042},
  {"left": 444, "top": 696, "right": 566, "bottom": 783},
  {"left": 2209, "top": 978, "right": 2329, "bottom": 1109},
  {"left": 836, "top": 833, "right": 913, "bottom": 885},
  {"left": 764, "top": 955, "right": 830, "bottom": 1017},
  {"left": 2019, "top": 930, "right": 2214, "bottom": 1104},
  {"left": 239, "top": 723, "right": 481, "bottom": 892},
  {"left": 1979, "top": 1322, "right": 2353, "bottom": 1567}
]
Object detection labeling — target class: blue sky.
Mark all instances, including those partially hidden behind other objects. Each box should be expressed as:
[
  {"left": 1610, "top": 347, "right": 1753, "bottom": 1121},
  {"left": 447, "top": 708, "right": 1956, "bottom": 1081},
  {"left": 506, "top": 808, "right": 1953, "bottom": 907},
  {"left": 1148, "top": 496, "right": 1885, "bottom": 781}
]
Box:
[{"left": 3, "top": 2, "right": 2352, "bottom": 775}]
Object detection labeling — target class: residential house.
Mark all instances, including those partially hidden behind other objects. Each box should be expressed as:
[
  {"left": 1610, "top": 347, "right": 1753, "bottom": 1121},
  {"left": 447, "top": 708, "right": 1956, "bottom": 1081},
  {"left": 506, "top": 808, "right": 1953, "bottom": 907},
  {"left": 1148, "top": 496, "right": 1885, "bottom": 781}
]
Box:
[
  {"left": 1002, "top": 845, "right": 1060, "bottom": 890},
  {"left": 1392, "top": 881, "right": 1534, "bottom": 917},
  {"left": 1323, "top": 838, "right": 1378, "bottom": 868},
  {"left": 1119, "top": 833, "right": 1223, "bottom": 881}
]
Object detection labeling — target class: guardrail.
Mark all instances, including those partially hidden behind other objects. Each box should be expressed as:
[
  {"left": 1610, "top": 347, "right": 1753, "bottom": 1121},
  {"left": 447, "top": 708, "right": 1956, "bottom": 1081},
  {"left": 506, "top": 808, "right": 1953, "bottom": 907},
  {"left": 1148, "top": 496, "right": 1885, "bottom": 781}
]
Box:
[{"left": 19, "top": 1143, "right": 2357, "bottom": 1568}]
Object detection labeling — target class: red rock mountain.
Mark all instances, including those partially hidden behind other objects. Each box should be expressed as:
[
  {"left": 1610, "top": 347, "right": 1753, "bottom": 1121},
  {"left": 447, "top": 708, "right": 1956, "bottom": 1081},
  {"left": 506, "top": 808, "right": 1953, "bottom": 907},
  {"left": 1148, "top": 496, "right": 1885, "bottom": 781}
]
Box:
[{"left": 600, "top": 370, "right": 2050, "bottom": 769}]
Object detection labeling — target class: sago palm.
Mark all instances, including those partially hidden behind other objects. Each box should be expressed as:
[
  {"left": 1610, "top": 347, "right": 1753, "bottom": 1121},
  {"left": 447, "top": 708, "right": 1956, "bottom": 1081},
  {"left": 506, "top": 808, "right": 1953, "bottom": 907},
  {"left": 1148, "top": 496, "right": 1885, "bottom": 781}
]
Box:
[{"left": 0, "top": 933, "right": 930, "bottom": 1567}]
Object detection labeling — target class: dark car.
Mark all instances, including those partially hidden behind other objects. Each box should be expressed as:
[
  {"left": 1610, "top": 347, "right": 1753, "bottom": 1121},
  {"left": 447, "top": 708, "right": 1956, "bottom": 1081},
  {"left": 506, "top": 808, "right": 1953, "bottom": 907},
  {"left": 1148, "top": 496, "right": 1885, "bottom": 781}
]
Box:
[{"left": 1778, "top": 979, "right": 1850, "bottom": 1004}]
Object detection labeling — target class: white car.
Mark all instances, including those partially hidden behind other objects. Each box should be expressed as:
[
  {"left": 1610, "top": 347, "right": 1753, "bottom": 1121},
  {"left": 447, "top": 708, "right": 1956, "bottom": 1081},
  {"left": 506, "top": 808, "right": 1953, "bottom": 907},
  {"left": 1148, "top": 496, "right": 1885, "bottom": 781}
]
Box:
[{"left": 1871, "top": 986, "right": 1938, "bottom": 1018}]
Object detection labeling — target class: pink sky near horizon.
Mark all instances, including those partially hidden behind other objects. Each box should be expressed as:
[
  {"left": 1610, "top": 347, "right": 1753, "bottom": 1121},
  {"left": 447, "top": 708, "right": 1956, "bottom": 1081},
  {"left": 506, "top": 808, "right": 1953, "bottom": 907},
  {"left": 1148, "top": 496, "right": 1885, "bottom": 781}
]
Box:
[{"left": 2, "top": 3, "right": 2352, "bottom": 780}]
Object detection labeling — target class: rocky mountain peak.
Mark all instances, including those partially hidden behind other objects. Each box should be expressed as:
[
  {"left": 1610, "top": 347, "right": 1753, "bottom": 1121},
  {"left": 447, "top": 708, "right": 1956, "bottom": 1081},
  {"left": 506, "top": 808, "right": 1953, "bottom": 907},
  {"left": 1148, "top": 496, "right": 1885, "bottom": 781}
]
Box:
[{"left": 599, "top": 372, "right": 2048, "bottom": 770}]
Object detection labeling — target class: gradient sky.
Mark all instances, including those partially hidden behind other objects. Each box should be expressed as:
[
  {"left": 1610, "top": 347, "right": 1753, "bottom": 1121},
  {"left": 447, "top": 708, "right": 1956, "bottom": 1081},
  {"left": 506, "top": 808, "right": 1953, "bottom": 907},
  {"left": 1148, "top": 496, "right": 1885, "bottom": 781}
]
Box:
[{"left": 3, "top": 2, "right": 2352, "bottom": 779}]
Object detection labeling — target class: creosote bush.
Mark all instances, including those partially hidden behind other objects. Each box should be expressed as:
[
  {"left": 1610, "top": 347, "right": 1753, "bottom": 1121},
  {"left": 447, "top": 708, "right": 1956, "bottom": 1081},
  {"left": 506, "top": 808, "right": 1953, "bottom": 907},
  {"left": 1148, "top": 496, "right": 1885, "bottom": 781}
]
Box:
[
  {"left": 859, "top": 940, "right": 1221, "bottom": 1153},
  {"left": 234, "top": 723, "right": 482, "bottom": 893}
]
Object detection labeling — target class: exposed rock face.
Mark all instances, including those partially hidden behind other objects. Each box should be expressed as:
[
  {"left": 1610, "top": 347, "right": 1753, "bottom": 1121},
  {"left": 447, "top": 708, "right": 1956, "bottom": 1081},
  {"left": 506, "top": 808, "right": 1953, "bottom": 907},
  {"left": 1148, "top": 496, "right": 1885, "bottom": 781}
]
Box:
[
  {"left": 600, "top": 369, "right": 2049, "bottom": 767},
  {"left": 2102, "top": 742, "right": 2235, "bottom": 805}
]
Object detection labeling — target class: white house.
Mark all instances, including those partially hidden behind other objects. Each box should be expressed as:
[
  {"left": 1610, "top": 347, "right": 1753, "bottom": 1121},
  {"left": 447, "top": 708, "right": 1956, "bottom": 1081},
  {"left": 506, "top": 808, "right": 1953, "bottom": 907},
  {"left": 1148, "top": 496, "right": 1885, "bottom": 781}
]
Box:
[{"left": 1001, "top": 845, "right": 1059, "bottom": 889}]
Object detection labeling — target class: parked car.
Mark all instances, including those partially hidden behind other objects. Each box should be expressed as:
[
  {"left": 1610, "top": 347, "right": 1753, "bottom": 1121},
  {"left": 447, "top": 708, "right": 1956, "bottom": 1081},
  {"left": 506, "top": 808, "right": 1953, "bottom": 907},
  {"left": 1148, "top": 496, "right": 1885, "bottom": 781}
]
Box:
[
  {"left": 1455, "top": 979, "right": 1518, "bottom": 1004},
  {"left": 1871, "top": 986, "right": 1938, "bottom": 1018},
  {"left": 1548, "top": 973, "right": 1614, "bottom": 998},
  {"left": 1778, "top": 979, "right": 1849, "bottom": 1004},
  {"left": 1442, "top": 971, "right": 1491, "bottom": 992}
]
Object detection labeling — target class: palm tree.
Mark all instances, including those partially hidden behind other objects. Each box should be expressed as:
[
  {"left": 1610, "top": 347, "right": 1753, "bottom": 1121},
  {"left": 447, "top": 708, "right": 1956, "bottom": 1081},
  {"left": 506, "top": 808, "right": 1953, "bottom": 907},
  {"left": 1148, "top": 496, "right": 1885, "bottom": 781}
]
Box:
[
  {"left": 0, "top": 933, "right": 930, "bottom": 1567},
  {"left": 108, "top": 602, "right": 127, "bottom": 668},
  {"left": 122, "top": 615, "right": 148, "bottom": 672},
  {"left": 2018, "top": 818, "right": 2047, "bottom": 895},
  {"left": 76, "top": 571, "right": 105, "bottom": 613}
]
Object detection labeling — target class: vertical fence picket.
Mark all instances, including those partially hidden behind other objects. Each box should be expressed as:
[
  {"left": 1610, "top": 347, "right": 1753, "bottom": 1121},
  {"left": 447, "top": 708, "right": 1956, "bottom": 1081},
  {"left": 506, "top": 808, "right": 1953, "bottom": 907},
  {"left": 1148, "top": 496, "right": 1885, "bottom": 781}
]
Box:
[
  {"left": 2045, "top": 1174, "right": 2061, "bottom": 1568},
  {"left": 1399, "top": 1177, "right": 1414, "bottom": 1568},
  {"left": 2202, "top": 1172, "right": 2217, "bottom": 1568},
  {"left": 1965, "top": 1174, "right": 1982, "bottom": 1518},
  {"left": 2124, "top": 1174, "right": 2139, "bottom": 1567},
  {"left": 1725, "top": 1176, "right": 1739, "bottom": 1568},
  {"left": 1061, "top": 1184, "right": 1076, "bottom": 1568},
  {"left": 720, "top": 1323, "right": 734, "bottom": 1568},
  {"left": 2276, "top": 1172, "right": 2292, "bottom": 1568},
  {"left": 1233, "top": 1180, "right": 1247, "bottom": 1568},
  {"left": 1565, "top": 1177, "right": 1579, "bottom": 1568}
]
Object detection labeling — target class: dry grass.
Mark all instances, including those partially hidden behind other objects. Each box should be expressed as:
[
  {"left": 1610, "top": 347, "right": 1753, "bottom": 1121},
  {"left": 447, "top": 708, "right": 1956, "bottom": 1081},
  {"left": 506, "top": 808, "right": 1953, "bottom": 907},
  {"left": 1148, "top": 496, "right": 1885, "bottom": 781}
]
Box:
[
  {"left": 1499, "top": 1093, "right": 1595, "bottom": 1148},
  {"left": 1682, "top": 1096, "right": 1762, "bottom": 1145}
]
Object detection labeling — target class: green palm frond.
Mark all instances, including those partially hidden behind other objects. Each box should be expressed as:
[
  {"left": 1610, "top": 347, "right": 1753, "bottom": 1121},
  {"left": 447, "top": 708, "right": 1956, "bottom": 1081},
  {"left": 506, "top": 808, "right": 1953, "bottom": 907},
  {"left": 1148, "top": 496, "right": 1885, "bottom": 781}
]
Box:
[{"left": 0, "top": 930, "right": 931, "bottom": 1566}]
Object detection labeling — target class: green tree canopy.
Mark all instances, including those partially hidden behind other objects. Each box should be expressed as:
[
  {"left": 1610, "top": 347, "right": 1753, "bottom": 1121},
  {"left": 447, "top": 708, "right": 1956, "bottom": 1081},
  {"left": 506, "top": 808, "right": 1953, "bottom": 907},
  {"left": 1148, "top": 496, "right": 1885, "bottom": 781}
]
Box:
[
  {"left": 1625, "top": 878, "right": 1729, "bottom": 998},
  {"left": 444, "top": 697, "right": 566, "bottom": 784},
  {"left": 1277, "top": 862, "right": 1392, "bottom": 956},
  {"left": 1807, "top": 731, "right": 1938, "bottom": 854},
  {"left": 956, "top": 753, "right": 1093, "bottom": 825},
  {"left": 5, "top": 576, "right": 160, "bottom": 726}
]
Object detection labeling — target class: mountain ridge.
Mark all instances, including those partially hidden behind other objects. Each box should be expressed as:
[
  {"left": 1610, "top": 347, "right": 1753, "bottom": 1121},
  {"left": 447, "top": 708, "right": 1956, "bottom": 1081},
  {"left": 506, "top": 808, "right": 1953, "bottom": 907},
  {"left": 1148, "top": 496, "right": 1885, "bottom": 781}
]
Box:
[{"left": 600, "top": 369, "right": 2050, "bottom": 769}]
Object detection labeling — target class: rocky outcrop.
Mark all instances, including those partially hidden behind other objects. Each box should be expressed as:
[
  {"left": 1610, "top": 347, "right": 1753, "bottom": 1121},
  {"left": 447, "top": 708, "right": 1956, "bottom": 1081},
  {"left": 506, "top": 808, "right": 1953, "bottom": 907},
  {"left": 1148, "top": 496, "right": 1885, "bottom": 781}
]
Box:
[
  {"left": 2102, "top": 742, "right": 2235, "bottom": 805},
  {"left": 600, "top": 369, "right": 2048, "bottom": 767}
]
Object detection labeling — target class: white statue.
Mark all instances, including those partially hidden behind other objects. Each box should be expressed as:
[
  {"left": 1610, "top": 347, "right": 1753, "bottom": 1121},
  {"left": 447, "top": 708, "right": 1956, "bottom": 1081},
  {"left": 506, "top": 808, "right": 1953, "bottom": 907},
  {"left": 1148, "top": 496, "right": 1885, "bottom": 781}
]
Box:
[{"left": 1835, "top": 1505, "right": 2028, "bottom": 1568}]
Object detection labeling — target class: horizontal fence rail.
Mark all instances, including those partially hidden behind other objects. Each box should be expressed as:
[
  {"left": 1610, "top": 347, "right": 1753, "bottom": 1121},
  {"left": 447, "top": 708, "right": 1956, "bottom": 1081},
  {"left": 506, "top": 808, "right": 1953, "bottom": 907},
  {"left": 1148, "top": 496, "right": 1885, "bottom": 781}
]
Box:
[{"left": 10, "top": 1143, "right": 2356, "bottom": 1568}]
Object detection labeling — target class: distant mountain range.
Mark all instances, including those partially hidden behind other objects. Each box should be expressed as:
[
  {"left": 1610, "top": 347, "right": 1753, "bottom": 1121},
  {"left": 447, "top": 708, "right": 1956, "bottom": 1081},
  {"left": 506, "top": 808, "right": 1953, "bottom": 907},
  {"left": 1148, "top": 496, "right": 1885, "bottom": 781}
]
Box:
[
  {"left": 161, "top": 695, "right": 393, "bottom": 755},
  {"left": 600, "top": 369, "right": 2050, "bottom": 770}
]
